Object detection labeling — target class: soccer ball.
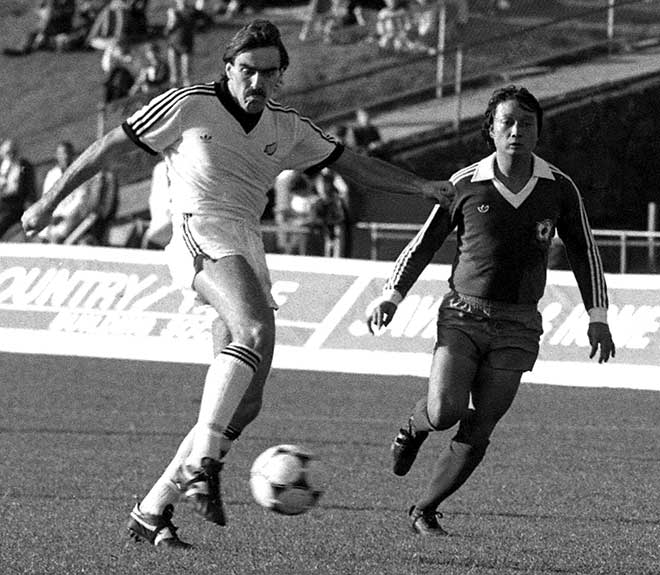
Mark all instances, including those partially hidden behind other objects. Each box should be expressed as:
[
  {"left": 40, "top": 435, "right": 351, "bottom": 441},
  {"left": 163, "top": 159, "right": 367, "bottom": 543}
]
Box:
[{"left": 249, "top": 444, "right": 323, "bottom": 515}]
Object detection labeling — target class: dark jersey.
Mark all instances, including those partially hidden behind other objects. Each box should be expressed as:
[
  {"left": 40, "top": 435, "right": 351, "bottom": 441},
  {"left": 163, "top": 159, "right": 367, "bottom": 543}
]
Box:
[{"left": 384, "top": 153, "right": 608, "bottom": 314}]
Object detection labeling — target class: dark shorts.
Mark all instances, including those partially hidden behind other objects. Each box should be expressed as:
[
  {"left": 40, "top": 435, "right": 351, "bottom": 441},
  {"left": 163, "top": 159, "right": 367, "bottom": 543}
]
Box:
[{"left": 435, "top": 291, "right": 543, "bottom": 372}]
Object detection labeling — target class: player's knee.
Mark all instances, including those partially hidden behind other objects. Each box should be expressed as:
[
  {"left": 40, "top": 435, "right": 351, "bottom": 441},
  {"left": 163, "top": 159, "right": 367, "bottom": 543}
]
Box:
[
  {"left": 427, "top": 398, "right": 468, "bottom": 431},
  {"left": 232, "top": 317, "right": 275, "bottom": 354},
  {"left": 454, "top": 411, "right": 493, "bottom": 449},
  {"left": 426, "top": 407, "right": 461, "bottom": 431}
]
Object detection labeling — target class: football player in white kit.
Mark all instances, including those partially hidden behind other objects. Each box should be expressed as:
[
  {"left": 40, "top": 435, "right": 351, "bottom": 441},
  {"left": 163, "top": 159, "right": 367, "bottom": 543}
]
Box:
[{"left": 22, "top": 20, "right": 455, "bottom": 549}]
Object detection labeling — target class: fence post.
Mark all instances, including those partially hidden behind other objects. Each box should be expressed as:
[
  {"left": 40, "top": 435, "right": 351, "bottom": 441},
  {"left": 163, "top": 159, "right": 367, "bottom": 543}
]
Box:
[
  {"left": 454, "top": 43, "right": 464, "bottom": 130},
  {"left": 607, "top": 0, "right": 616, "bottom": 54},
  {"left": 96, "top": 102, "right": 106, "bottom": 139},
  {"left": 436, "top": 0, "right": 447, "bottom": 98},
  {"left": 619, "top": 232, "right": 627, "bottom": 274},
  {"left": 370, "top": 223, "right": 379, "bottom": 260},
  {"left": 648, "top": 202, "right": 657, "bottom": 271}
]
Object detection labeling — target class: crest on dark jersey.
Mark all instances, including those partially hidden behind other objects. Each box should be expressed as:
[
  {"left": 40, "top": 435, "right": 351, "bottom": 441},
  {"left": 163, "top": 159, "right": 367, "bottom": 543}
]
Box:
[
  {"left": 477, "top": 203, "right": 490, "bottom": 213},
  {"left": 535, "top": 219, "right": 555, "bottom": 246},
  {"left": 264, "top": 142, "right": 278, "bottom": 156}
]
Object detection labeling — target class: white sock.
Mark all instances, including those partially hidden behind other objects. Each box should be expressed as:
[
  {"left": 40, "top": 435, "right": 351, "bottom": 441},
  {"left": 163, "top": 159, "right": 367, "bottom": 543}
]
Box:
[
  {"left": 186, "top": 343, "right": 260, "bottom": 468},
  {"left": 140, "top": 427, "right": 195, "bottom": 516}
]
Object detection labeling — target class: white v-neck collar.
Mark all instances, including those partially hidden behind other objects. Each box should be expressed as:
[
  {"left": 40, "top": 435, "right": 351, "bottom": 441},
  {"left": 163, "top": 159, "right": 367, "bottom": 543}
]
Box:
[{"left": 471, "top": 153, "right": 555, "bottom": 208}]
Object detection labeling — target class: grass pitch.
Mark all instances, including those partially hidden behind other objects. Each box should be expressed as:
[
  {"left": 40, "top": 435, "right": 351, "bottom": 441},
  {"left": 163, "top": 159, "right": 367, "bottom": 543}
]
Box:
[{"left": 0, "top": 353, "right": 658, "bottom": 575}]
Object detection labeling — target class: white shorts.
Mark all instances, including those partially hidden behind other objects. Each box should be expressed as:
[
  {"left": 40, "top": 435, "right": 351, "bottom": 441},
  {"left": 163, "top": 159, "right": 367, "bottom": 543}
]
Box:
[{"left": 165, "top": 213, "right": 277, "bottom": 308}]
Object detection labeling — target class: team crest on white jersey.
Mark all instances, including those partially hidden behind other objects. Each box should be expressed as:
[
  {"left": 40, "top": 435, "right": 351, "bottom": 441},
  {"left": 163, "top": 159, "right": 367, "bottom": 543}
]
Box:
[
  {"left": 477, "top": 203, "right": 490, "bottom": 213},
  {"left": 264, "top": 142, "right": 278, "bottom": 156}
]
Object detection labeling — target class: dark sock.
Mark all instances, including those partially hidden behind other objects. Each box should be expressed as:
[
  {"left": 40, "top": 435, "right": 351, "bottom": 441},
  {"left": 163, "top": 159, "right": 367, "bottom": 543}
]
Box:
[{"left": 414, "top": 438, "right": 489, "bottom": 511}]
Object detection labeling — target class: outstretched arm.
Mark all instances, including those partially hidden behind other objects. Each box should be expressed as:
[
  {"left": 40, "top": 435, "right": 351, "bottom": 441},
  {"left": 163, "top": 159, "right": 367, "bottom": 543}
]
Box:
[
  {"left": 365, "top": 204, "right": 453, "bottom": 335},
  {"left": 22, "top": 126, "right": 136, "bottom": 238},
  {"left": 329, "top": 147, "right": 455, "bottom": 208}
]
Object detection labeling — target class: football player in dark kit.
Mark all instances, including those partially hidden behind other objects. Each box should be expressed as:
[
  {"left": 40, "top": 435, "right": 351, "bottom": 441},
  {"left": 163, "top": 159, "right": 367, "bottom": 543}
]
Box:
[{"left": 367, "top": 85, "right": 616, "bottom": 536}]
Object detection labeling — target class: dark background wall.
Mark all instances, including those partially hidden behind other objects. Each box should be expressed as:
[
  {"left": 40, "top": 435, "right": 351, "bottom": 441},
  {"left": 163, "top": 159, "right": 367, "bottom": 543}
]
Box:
[{"left": 353, "top": 79, "right": 660, "bottom": 234}]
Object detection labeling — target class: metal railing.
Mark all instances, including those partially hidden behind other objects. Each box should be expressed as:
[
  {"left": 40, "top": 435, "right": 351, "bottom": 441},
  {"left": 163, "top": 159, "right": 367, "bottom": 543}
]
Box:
[
  {"left": 590, "top": 228, "right": 660, "bottom": 273},
  {"left": 354, "top": 222, "right": 660, "bottom": 273}
]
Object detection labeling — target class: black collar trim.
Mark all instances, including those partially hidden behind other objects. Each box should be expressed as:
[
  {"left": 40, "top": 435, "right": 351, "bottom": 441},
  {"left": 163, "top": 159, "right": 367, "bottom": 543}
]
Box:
[{"left": 215, "top": 79, "right": 262, "bottom": 133}]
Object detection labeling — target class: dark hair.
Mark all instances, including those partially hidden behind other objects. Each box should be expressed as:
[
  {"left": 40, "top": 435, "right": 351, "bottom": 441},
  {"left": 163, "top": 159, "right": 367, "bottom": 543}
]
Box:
[
  {"left": 222, "top": 19, "right": 289, "bottom": 71},
  {"left": 481, "top": 85, "right": 543, "bottom": 149},
  {"left": 57, "top": 140, "right": 74, "bottom": 153}
]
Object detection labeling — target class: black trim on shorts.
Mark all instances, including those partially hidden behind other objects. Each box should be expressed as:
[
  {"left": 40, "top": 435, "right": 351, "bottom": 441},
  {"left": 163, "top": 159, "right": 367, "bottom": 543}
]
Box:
[
  {"left": 181, "top": 214, "right": 214, "bottom": 278},
  {"left": 181, "top": 213, "right": 212, "bottom": 258}
]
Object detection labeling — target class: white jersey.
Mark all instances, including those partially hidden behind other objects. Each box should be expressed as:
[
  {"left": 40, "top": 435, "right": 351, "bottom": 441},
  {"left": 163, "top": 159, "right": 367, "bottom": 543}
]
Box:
[{"left": 123, "top": 82, "right": 340, "bottom": 225}]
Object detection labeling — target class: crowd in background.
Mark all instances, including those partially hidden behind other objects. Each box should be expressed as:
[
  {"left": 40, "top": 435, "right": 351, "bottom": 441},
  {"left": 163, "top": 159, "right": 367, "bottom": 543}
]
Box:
[
  {"left": 0, "top": 0, "right": 488, "bottom": 106},
  {"left": 1, "top": 0, "right": 513, "bottom": 85},
  {"left": 0, "top": 139, "right": 118, "bottom": 245},
  {"left": 0, "top": 106, "right": 385, "bottom": 257},
  {"left": 299, "top": 0, "right": 512, "bottom": 53},
  {"left": 1, "top": 0, "right": 493, "bottom": 255}
]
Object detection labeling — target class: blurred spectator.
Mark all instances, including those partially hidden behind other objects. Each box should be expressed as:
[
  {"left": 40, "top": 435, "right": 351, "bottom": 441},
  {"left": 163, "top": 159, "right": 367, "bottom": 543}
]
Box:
[
  {"left": 83, "top": 168, "right": 120, "bottom": 245},
  {"left": 347, "top": 108, "right": 382, "bottom": 154},
  {"left": 407, "top": 0, "right": 437, "bottom": 53},
  {"left": 406, "top": 0, "right": 468, "bottom": 53},
  {"left": 78, "top": 0, "right": 108, "bottom": 27},
  {"left": 312, "top": 167, "right": 351, "bottom": 257},
  {"left": 142, "top": 159, "right": 173, "bottom": 249},
  {"left": 39, "top": 141, "right": 104, "bottom": 244},
  {"left": 220, "top": 0, "right": 264, "bottom": 20},
  {"left": 101, "top": 37, "right": 136, "bottom": 103},
  {"left": 87, "top": 0, "right": 132, "bottom": 51},
  {"left": 196, "top": 0, "right": 229, "bottom": 19},
  {"left": 299, "top": 0, "right": 334, "bottom": 42},
  {"left": 273, "top": 170, "right": 319, "bottom": 255},
  {"left": 300, "top": 0, "right": 362, "bottom": 44},
  {"left": 375, "top": 0, "right": 415, "bottom": 52},
  {"left": 130, "top": 42, "right": 170, "bottom": 95},
  {"left": 166, "top": 0, "right": 196, "bottom": 87},
  {"left": 346, "top": 0, "right": 384, "bottom": 27},
  {"left": 188, "top": 0, "right": 218, "bottom": 30},
  {"left": 51, "top": 0, "right": 106, "bottom": 51},
  {"left": 87, "top": 0, "right": 148, "bottom": 51},
  {"left": 0, "top": 140, "right": 37, "bottom": 241},
  {"left": 127, "top": 0, "right": 150, "bottom": 39},
  {"left": 3, "top": 0, "right": 76, "bottom": 56}
]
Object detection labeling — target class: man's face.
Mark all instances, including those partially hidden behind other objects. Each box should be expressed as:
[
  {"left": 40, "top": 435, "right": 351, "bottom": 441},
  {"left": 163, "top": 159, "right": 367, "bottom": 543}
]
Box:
[
  {"left": 225, "top": 47, "right": 282, "bottom": 114},
  {"left": 489, "top": 99, "right": 538, "bottom": 157},
  {"left": 56, "top": 144, "right": 73, "bottom": 169}
]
